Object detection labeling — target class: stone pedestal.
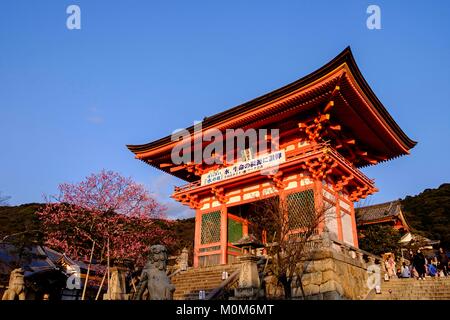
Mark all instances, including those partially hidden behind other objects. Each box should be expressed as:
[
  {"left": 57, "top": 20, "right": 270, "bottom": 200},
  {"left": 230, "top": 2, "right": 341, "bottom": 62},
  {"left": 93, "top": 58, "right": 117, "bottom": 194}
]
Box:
[
  {"left": 178, "top": 248, "right": 189, "bottom": 271},
  {"left": 104, "top": 267, "right": 129, "bottom": 300},
  {"left": 234, "top": 255, "right": 261, "bottom": 299}
]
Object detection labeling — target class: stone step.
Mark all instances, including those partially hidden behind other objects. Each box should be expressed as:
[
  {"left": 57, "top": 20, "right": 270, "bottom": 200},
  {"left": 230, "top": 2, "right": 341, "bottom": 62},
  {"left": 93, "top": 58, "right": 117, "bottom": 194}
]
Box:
[
  {"left": 376, "top": 292, "right": 450, "bottom": 296},
  {"left": 382, "top": 283, "right": 450, "bottom": 286},
  {"left": 377, "top": 292, "right": 450, "bottom": 296},
  {"left": 172, "top": 270, "right": 237, "bottom": 278},
  {"left": 381, "top": 286, "right": 450, "bottom": 290},
  {"left": 174, "top": 277, "right": 225, "bottom": 281},
  {"left": 174, "top": 285, "right": 223, "bottom": 291},
  {"left": 383, "top": 280, "right": 450, "bottom": 283},
  {"left": 376, "top": 296, "right": 450, "bottom": 299},
  {"left": 173, "top": 278, "right": 231, "bottom": 284},
  {"left": 172, "top": 264, "right": 240, "bottom": 300},
  {"left": 379, "top": 296, "right": 450, "bottom": 298},
  {"left": 381, "top": 291, "right": 450, "bottom": 296},
  {"left": 375, "top": 296, "right": 450, "bottom": 298},
  {"left": 382, "top": 284, "right": 450, "bottom": 287},
  {"left": 382, "top": 288, "right": 450, "bottom": 290},
  {"left": 174, "top": 277, "right": 226, "bottom": 282},
  {"left": 381, "top": 288, "right": 450, "bottom": 292},
  {"left": 174, "top": 280, "right": 224, "bottom": 284},
  {"left": 371, "top": 277, "right": 450, "bottom": 300}
]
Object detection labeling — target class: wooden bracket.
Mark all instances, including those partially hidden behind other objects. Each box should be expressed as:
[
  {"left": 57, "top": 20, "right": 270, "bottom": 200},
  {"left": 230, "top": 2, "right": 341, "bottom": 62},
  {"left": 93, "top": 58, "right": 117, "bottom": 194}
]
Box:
[
  {"left": 268, "top": 171, "right": 285, "bottom": 189},
  {"left": 211, "top": 186, "right": 228, "bottom": 204}
]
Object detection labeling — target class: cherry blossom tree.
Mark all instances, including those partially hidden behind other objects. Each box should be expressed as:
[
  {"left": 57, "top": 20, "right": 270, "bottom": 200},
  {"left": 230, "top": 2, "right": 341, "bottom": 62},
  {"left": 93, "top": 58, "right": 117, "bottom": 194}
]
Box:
[{"left": 37, "top": 170, "right": 173, "bottom": 266}]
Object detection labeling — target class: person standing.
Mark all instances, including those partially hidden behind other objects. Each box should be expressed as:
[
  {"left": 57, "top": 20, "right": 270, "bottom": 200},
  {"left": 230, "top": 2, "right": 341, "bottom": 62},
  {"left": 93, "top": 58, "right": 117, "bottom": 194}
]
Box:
[
  {"left": 408, "top": 250, "right": 414, "bottom": 261},
  {"left": 437, "top": 248, "right": 449, "bottom": 277},
  {"left": 413, "top": 249, "right": 426, "bottom": 280},
  {"left": 387, "top": 255, "right": 396, "bottom": 278}
]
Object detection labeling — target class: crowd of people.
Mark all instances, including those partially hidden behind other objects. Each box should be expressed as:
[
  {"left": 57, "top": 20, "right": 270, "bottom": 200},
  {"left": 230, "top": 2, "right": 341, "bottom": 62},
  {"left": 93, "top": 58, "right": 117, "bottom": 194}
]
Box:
[{"left": 384, "top": 247, "right": 449, "bottom": 280}]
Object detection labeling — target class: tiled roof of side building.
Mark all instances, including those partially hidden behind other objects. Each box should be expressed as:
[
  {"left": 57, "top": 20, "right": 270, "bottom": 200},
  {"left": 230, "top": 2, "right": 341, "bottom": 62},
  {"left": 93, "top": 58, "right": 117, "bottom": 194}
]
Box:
[{"left": 355, "top": 200, "right": 402, "bottom": 223}]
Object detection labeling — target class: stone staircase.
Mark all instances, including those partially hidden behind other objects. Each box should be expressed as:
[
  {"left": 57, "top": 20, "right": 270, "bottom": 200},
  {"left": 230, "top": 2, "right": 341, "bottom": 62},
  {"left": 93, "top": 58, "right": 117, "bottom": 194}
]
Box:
[
  {"left": 171, "top": 264, "right": 240, "bottom": 300},
  {"left": 372, "top": 277, "right": 450, "bottom": 300}
]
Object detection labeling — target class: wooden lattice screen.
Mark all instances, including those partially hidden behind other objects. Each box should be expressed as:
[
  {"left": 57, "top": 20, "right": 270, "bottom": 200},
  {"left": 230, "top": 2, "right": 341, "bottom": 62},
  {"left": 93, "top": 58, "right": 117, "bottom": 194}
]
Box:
[
  {"left": 201, "top": 211, "right": 221, "bottom": 244},
  {"left": 287, "top": 189, "right": 315, "bottom": 230}
]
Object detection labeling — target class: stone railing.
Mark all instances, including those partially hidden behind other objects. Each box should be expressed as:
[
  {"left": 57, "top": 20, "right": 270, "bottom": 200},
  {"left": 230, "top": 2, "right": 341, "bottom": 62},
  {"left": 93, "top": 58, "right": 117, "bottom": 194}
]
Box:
[{"left": 318, "top": 232, "right": 384, "bottom": 268}]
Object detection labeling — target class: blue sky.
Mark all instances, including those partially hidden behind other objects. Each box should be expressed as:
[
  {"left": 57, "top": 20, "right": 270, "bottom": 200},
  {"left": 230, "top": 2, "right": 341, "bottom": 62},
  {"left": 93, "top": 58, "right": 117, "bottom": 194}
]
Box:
[{"left": 1, "top": 1, "right": 449, "bottom": 218}]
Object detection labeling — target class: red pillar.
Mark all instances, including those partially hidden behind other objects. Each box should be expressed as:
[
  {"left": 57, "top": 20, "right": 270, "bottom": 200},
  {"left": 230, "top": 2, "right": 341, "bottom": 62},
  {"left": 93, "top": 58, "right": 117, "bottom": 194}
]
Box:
[
  {"left": 193, "top": 209, "right": 202, "bottom": 268},
  {"left": 335, "top": 192, "right": 344, "bottom": 241},
  {"left": 314, "top": 180, "right": 325, "bottom": 234},
  {"left": 350, "top": 203, "right": 359, "bottom": 248},
  {"left": 220, "top": 205, "right": 228, "bottom": 265},
  {"left": 277, "top": 188, "right": 288, "bottom": 242}
]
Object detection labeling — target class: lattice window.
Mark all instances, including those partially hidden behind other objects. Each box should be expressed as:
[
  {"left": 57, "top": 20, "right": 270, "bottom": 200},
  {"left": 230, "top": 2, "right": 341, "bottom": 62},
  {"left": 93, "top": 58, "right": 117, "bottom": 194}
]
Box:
[
  {"left": 201, "top": 211, "right": 221, "bottom": 244},
  {"left": 287, "top": 189, "right": 315, "bottom": 230},
  {"left": 228, "top": 219, "right": 243, "bottom": 243}
]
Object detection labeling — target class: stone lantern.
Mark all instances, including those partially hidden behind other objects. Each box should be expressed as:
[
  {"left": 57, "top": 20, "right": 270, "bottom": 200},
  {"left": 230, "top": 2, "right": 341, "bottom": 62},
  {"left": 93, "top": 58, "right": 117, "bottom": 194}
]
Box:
[{"left": 232, "top": 234, "right": 265, "bottom": 299}]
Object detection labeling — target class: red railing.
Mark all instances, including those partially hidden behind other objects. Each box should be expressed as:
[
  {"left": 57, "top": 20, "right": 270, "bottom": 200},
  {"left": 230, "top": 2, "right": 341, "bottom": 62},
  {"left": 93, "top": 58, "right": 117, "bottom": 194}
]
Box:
[
  {"left": 285, "top": 142, "right": 375, "bottom": 187},
  {"left": 173, "top": 142, "right": 374, "bottom": 194},
  {"left": 174, "top": 180, "right": 201, "bottom": 193}
]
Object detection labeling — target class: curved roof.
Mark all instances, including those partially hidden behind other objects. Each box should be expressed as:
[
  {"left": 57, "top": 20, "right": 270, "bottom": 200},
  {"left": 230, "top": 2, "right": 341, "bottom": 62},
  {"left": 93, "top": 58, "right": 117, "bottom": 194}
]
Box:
[
  {"left": 356, "top": 200, "right": 402, "bottom": 222},
  {"left": 127, "top": 47, "right": 417, "bottom": 180}
]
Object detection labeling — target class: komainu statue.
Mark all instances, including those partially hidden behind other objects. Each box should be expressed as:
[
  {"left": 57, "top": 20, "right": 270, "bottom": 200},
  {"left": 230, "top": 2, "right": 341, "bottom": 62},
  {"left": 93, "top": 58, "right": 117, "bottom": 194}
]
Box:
[
  {"left": 2, "top": 268, "right": 26, "bottom": 300},
  {"left": 133, "top": 245, "right": 175, "bottom": 300}
]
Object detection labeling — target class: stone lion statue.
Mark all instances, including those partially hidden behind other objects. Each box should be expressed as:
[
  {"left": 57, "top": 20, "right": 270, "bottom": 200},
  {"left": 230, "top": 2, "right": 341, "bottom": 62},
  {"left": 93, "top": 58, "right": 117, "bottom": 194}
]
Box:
[
  {"left": 133, "top": 245, "right": 175, "bottom": 300},
  {"left": 2, "top": 268, "right": 26, "bottom": 300}
]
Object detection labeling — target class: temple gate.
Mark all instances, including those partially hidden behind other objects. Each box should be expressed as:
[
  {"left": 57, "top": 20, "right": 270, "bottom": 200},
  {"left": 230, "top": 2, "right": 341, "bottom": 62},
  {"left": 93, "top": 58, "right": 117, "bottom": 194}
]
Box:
[{"left": 127, "top": 47, "right": 416, "bottom": 268}]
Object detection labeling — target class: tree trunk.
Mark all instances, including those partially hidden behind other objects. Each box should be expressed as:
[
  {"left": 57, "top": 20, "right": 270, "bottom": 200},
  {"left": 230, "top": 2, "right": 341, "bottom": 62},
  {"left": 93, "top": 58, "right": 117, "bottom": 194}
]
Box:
[
  {"left": 279, "top": 275, "right": 292, "bottom": 299},
  {"left": 298, "top": 278, "right": 306, "bottom": 300}
]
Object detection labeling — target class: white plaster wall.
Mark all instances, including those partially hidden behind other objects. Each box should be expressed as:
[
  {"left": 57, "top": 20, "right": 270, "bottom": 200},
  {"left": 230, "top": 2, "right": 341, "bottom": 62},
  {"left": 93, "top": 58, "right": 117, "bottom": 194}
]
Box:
[
  {"left": 341, "top": 213, "right": 354, "bottom": 246},
  {"left": 325, "top": 206, "right": 339, "bottom": 240}
]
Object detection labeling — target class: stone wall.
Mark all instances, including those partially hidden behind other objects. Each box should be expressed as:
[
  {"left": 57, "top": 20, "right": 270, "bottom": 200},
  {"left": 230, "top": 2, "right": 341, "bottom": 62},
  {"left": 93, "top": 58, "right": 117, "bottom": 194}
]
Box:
[{"left": 264, "top": 234, "right": 384, "bottom": 300}]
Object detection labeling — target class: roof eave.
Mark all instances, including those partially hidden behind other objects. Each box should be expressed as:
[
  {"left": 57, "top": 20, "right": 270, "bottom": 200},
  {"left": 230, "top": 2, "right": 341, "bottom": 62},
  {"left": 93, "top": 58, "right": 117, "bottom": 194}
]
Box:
[{"left": 127, "top": 46, "right": 417, "bottom": 163}]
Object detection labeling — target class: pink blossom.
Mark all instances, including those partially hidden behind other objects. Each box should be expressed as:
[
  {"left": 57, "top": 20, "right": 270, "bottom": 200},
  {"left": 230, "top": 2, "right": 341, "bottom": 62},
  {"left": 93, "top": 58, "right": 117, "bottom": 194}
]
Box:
[{"left": 38, "top": 170, "right": 174, "bottom": 266}]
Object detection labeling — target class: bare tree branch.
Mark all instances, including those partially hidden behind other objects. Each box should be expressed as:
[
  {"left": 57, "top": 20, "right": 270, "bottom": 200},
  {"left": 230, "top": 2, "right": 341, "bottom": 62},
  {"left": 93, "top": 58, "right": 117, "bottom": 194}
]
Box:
[{"left": 249, "top": 193, "right": 332, "bottom": 299}]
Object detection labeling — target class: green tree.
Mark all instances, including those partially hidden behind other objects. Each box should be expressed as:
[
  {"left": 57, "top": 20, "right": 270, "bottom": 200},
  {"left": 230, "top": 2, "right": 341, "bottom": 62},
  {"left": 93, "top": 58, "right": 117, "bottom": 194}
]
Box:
[
  {"left": 401, "top": 183, "right": 450, "bottom": 248},
  {"left": 358, "top": 224, "right": 402, "bottom": 256}
]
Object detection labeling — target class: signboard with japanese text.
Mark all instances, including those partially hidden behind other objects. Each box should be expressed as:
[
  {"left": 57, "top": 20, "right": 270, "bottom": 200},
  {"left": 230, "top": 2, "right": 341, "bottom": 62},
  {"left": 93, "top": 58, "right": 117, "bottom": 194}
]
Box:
[{"left": 200, "top": 150, "right": 286, "bottom": 186}]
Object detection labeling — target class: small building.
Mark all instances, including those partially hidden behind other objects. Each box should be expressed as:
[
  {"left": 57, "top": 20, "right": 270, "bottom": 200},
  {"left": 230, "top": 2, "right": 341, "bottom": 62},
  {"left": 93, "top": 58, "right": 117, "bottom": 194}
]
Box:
[
  {"left": 0, "top": 244, "right": 104, "bottom": 300},
  {"left": 355, "top": 200, "right": 410, "bottom": 233}
]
